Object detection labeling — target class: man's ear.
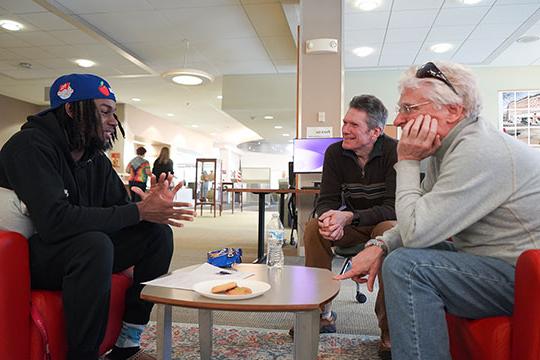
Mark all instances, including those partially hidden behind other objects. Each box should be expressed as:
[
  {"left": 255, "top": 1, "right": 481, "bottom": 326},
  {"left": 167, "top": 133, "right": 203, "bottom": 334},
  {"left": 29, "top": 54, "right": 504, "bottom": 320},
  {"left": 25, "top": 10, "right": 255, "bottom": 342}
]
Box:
[
  {"left": 64, "top": 103, "right": 74, "bottom": 118},
  {"left": 371, "top": 126, "right": 383, "bottom": 139},
  {"left": 446, "top": 104, "right": 465, "bottom": 124}
]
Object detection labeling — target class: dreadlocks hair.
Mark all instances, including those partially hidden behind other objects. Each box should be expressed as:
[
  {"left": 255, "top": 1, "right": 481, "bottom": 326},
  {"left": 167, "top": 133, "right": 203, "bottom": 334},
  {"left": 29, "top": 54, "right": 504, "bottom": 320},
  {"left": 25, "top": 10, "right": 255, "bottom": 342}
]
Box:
[
  {"left": 113, "top": 113, "right": 125, "bottom": 140},
  {"left": 56, "top": 99, "right": 107, "bottom": 153}
]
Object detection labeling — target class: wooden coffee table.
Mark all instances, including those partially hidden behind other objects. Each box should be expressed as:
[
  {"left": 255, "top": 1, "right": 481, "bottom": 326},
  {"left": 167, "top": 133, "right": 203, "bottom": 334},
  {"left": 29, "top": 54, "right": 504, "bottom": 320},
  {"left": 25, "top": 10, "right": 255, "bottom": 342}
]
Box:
[{"left": 141, "top": 264, "right": 340, "bottom": 360}]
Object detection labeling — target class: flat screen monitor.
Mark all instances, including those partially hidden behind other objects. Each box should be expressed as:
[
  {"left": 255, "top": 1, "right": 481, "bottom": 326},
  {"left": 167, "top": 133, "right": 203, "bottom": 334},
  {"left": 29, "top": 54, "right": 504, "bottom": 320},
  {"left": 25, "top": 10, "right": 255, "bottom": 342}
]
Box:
[{"left": 293, "top": 137, "right": 342, "bottom": 173}]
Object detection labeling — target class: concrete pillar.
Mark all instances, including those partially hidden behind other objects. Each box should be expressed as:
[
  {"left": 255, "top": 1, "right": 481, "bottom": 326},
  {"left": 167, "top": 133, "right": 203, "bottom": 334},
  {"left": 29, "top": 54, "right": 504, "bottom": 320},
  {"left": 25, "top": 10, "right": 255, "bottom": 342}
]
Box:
[{"left": 296, "top": 0, "right": 343, "bottom": 253}]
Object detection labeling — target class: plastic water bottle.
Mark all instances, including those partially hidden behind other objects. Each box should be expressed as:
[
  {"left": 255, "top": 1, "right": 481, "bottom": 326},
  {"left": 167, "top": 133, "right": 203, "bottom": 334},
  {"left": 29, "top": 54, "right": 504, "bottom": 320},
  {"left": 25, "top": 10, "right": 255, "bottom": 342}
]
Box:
[{"left": 266, "top": 214, "right": 285, "bottom": 268}]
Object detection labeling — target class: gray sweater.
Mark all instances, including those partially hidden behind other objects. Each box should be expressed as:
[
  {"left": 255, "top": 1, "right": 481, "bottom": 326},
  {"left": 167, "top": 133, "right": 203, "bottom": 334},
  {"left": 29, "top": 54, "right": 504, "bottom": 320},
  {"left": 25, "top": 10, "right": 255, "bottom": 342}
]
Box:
[{"left": 381, "top": 116, "right": 540, "bottom": 265}]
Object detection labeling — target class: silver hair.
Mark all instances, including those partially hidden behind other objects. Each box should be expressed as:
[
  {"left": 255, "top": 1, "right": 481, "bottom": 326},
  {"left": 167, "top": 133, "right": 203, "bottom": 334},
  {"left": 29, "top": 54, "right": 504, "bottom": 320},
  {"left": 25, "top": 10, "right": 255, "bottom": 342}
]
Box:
[
  {"left": 349, "top": 94, "right": 388, "bottom": 130},
  {"left": 398, "top": 61, "right": 482, "bottom": 119}
]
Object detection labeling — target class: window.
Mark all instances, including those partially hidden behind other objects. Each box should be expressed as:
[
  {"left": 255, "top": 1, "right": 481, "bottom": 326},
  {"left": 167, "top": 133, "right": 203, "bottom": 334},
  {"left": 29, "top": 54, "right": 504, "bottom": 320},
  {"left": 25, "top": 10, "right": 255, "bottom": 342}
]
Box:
[{"left": 499, "top": 90, "right": 540, "bottom": 148}]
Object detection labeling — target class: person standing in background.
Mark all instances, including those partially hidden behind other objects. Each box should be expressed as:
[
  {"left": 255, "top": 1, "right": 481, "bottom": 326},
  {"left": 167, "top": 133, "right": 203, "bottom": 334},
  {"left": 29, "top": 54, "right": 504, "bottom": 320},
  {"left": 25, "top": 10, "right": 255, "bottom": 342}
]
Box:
[
  {"left": 125, "top": 146, "right": 151, "bottom": 202},
  {"left": 152, "top": 147, "right": 174, "bottom": 179}
]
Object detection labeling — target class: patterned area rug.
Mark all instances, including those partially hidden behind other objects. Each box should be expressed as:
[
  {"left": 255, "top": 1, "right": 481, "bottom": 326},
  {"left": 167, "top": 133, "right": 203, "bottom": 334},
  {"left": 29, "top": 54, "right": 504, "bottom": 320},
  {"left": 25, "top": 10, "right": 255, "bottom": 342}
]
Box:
[{"left": 141, "top": 322, "right": 381, "bottom": 360}]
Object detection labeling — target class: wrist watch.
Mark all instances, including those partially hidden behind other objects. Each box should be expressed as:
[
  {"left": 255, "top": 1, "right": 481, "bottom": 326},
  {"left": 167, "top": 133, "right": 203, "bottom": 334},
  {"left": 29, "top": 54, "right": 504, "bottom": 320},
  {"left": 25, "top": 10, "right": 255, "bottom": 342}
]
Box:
[{"left": 365, "top": 238, "right": 388, "bottom": 256}]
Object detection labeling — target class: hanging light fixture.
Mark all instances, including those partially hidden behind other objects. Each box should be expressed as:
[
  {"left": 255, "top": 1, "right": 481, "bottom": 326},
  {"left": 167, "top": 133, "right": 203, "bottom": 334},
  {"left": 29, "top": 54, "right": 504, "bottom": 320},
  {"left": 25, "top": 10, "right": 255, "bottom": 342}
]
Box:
[{"left": 162, "top": 39, "right": 214, "bottom": 86}]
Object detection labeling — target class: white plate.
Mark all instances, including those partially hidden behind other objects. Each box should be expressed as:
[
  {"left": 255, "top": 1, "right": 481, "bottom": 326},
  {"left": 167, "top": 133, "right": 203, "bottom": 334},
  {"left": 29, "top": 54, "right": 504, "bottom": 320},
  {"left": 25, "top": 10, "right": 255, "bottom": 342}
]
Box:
[{"left": 193, "top": 279, "right": 271, "bottom": 300}]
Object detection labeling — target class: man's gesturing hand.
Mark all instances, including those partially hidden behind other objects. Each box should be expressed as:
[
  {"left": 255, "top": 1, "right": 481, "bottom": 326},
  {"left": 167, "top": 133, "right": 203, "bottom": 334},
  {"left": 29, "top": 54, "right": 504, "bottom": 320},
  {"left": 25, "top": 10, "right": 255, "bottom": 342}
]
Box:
[
  {"left": 334, "top": 246, "right": 384, "bottom": 292},
  {"left": 133, "top": 173, "right": 195, "bottom": 227}
]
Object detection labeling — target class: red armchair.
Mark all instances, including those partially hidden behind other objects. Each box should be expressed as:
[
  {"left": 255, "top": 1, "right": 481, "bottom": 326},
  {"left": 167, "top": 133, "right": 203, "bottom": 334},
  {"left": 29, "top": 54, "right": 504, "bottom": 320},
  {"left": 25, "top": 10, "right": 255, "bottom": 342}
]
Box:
[
  {"left": 0, "top": 230, "right": 132, "bottom": 360},
  {"left": 447, "top": 249, "right": 540, "bottom": 360}
]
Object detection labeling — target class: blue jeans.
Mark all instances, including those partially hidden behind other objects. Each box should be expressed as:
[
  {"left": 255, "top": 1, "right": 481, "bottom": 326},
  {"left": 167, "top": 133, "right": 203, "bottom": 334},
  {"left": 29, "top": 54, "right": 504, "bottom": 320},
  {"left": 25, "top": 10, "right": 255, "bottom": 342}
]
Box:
[{"left": 382, "top": 243, "right": 515, "bottom": 360}]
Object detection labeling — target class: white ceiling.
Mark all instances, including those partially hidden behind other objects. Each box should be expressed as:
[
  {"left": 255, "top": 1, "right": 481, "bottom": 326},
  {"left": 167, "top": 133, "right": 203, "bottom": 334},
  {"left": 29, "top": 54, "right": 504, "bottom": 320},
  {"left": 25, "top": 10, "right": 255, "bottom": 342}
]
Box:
[
  {"left": 0, "top": 0, "right": 539, "bottom": 147},
  {"left": 343, "top": 0, "right": 540, "bottom": 68}
]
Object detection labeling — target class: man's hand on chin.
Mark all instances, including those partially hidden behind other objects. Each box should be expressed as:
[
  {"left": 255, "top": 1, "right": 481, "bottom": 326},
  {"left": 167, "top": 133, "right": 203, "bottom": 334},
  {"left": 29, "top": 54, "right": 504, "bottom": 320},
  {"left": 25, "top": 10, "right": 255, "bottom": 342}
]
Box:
[{"left": 397, "top": 114, "right": 442, "bottom": 161}]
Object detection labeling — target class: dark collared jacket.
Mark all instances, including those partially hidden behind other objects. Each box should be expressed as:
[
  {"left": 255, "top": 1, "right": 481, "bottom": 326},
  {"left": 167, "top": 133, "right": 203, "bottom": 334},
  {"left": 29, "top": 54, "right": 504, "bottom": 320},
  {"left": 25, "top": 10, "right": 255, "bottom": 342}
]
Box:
[{"left": 316, "top": 135, "right": 397, "bottom": 226}]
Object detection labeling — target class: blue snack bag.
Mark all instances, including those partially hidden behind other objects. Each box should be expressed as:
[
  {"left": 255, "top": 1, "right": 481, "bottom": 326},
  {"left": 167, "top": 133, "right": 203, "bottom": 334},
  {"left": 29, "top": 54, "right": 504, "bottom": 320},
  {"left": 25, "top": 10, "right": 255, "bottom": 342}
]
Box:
[{"left": 207, "top": 248, "right": 242, "bottom": 268}]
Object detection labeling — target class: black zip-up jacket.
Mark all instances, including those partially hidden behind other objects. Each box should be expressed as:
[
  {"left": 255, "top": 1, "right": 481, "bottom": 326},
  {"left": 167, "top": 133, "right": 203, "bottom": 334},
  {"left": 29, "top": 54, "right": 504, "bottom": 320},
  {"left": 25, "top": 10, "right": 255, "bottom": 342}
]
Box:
[
  {"left": 0, "top": 111, "right": 139, "bottom": 243},
  {"left": 316, "top": 135, "right": 397, "bottom": 226}
]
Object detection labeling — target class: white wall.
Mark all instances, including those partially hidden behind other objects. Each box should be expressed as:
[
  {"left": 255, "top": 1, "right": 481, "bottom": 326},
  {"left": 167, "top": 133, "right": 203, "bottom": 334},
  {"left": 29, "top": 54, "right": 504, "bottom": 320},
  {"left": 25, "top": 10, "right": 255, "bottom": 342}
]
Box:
[
  {"left": 345, "top": 65, "right": 540, "bottom": 129},
  {"left": 240, "top": 151, "right": 292, "bottom": 188},
  {"left": 0, "top": 94, "right": 42, "bottom": 147}
]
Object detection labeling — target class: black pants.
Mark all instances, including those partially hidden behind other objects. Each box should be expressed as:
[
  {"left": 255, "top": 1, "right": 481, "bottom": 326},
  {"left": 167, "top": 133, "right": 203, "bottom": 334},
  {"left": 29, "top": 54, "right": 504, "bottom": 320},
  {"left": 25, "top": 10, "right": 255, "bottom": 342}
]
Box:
[
  {"left": 28, "top": 221, "right": 174, "bottom": 360},
  {"left": 128, "top": 181, "right": 146, "bottom": 202}
]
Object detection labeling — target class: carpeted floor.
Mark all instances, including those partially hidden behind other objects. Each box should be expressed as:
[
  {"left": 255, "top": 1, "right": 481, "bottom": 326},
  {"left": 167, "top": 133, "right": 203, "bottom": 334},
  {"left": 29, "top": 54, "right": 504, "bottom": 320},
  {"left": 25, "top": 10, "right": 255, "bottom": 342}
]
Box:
[
  {"left": 152, "top": 210, "right": 381, "bottom": 338},
  {"left": 140, "top": 322, "right": 381, "bottom": 360}
]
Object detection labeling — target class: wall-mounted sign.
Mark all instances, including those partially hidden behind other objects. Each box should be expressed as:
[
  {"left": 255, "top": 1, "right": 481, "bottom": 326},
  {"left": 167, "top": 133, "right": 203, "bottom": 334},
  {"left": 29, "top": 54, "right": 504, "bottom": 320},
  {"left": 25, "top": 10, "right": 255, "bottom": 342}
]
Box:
[
  {"left": 306, "top": 126, "right": 333, "bottom": 138},
  {"left": 110, "top": 152, "right": 121, "bottom": 168}
]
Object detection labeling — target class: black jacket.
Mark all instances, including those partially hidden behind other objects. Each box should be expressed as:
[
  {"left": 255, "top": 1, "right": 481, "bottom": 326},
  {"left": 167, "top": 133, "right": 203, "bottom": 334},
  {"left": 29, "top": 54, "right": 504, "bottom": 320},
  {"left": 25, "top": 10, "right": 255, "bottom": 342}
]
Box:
[
  {"left": 152, "top": 159, "right": 174, "bottom": 178},
  {"left": 316, "top": 135, "right": 397, "bottom": 226},
  {"left": 0, "top": 111, "right": 139, "bottom": 243}
]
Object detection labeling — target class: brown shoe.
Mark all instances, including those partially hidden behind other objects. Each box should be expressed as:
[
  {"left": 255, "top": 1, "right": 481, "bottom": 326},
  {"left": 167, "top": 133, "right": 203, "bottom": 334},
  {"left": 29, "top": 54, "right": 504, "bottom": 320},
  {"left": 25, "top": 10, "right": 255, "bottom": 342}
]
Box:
[{"left": 378, "top": 341, "right": 391, "bottom": 360}]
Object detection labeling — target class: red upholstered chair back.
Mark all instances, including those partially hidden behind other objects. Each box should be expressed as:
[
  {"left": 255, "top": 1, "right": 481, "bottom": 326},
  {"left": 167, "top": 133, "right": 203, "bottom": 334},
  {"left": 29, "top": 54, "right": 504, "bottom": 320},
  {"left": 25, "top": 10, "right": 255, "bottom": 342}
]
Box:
[
  {"left": 447, "top": 250, "right": 540, "bottom": 360},
  {"left": 0, "top": 230, "right": 132, "bottom": 360}
]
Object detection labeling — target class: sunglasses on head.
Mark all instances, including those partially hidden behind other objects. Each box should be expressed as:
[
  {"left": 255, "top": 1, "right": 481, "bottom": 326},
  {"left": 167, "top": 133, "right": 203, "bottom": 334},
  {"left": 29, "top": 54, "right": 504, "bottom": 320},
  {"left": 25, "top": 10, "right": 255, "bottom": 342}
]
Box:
[{"left": 416, "top": 62, "right": 458, "bottom": 95}]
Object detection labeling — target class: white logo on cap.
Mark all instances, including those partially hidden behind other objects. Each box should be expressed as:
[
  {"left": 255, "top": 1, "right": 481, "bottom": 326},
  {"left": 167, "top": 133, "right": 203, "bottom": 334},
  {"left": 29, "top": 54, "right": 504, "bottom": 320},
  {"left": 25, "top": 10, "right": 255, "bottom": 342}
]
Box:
[{"left": 57, "top": 82, "right": 74, "bottom": 100}]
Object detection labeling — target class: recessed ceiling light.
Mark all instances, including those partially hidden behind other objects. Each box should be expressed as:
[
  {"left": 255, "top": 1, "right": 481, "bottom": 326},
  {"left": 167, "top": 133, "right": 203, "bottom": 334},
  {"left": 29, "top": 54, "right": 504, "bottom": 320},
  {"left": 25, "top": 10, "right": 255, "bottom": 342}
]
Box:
[
  {"left": 264, "top": 115, "right": 274, "bottom": 120},
  {"left": 516, "top": 35, "right": 540, "bottom": 43},
  {"left": 131, "top": 97, "right": 141, "bottom": 102},
  {"left": 0, "top": 20, "right": 24, "bottom": 31},
  {"left": 282, "top": 133, "right": 290, "bottom": 137},
  {"left": 216, "top": 95, "right": 223, "bottom": 100},
  {"left": 460, "top": 0, "right": 482, "bottom": 4},
  {"left": 75, "top": 59, "right": 95, "bottom": 68},
  {"left": 191, "top": 124, "right": 199, "bottom": 128},
  {"left": 353, "top": 0, "right": 382, "bottom": 11},
  {"left": 274, "top": 125, "right": 283, "bottom": 129},
  {"left": 353, "top": 46, "right": 374, "bottom": 57},
  {"left": 430, "top": 43, "right": 453, "bottom": 53},
  {"left": 166, "top": 113, "right": 175, "bottom": 117}
]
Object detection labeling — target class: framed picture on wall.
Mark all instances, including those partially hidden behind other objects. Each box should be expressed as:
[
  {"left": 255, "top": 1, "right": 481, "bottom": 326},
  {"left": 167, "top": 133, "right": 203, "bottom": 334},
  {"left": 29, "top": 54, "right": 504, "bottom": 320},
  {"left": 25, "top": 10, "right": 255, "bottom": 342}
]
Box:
[{"left": 499, "top": 90, "right": 540, "bottom": 148}]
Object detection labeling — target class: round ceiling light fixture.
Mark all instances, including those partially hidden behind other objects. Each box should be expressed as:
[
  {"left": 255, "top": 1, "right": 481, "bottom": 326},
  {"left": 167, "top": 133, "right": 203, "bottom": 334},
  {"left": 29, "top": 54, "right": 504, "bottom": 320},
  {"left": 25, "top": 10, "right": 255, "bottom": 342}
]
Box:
[
  {"left": 353, "top": 46, "right": 375, "bottom": 57},
  {"left": 430, "top": 43, "right": 453, "bottom": 53},
  {"left": 162, "top": 69, "right": 214, "bottom": 85},
  {"left": 353, "top": 0, "right": 382, "bottom": 11},
  {"left": 162, "top": 39, "right": 214, "bottom": 86},
  {"left": 75, "top": 59, "right": 95, "bottom": 68},
  {"left": 0, "top": 19, "right": 24, "bottom": 31},
  {"left": 516, "top": 35, "right": 540, "bottom": 43}
]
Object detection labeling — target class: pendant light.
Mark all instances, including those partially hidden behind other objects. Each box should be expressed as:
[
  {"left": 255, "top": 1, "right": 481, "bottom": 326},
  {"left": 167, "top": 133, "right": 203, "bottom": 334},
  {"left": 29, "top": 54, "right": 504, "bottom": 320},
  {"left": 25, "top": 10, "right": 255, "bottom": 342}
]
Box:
[{"left": 161, "top": 39, "right": 214, "bottom": 86}]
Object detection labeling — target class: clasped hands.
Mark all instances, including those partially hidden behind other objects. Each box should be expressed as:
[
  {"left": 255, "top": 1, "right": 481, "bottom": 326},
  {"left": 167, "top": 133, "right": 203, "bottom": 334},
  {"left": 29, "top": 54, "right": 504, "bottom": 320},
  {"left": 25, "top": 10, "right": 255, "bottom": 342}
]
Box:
[
  {"left": 134, "top": 173, "right": 195, "bottom": 227},
  {"left": 318, "top": 210, "right": 353, "bottom": 241},
  {"left": 398, "top": 114, "right": 442, "bottom": 161}
]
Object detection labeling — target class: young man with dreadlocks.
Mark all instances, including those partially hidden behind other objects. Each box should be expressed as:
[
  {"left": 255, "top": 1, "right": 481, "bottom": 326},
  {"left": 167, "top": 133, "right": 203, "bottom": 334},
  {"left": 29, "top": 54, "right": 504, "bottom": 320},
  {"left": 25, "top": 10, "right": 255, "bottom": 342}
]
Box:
[{"left": 0, "top": 74, "right": 195, "bottom": 360}]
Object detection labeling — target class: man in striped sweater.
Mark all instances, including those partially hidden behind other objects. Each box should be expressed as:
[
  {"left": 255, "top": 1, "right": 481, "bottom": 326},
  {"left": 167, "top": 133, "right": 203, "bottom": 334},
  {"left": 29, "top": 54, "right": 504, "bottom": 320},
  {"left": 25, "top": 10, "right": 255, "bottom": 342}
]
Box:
[{"left": 293, "top": 95, "right": 397, "bottom": 355}]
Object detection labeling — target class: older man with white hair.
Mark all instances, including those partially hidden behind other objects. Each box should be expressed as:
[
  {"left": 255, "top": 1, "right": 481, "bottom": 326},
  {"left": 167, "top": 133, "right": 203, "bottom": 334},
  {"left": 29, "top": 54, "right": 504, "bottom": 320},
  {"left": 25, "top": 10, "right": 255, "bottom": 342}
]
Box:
[{"left": 336, "top": 61, "right": 540, "bottom": 359}]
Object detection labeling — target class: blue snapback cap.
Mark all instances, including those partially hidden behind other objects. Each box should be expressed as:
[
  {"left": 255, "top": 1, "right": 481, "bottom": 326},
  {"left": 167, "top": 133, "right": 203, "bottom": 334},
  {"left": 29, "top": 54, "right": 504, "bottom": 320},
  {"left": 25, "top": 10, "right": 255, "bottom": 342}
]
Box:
[{"left": 49, "top": 73, "right": 116, "bottom": 109}]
